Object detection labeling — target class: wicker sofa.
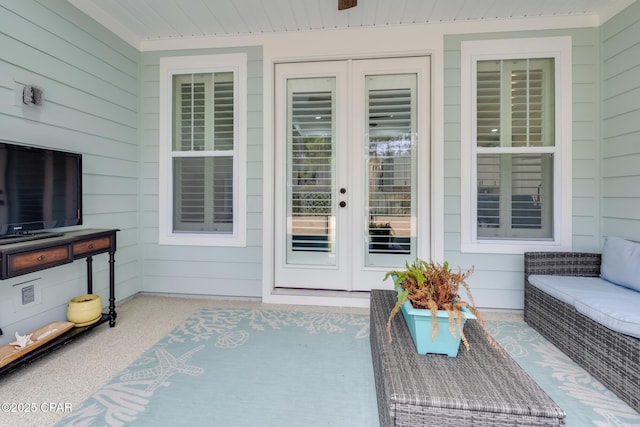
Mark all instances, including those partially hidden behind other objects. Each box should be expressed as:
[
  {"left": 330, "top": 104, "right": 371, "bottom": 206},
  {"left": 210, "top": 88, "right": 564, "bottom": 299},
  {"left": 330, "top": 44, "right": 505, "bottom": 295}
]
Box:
[{"left": 524, "top": 239, "right": 640, "bottom": 413}]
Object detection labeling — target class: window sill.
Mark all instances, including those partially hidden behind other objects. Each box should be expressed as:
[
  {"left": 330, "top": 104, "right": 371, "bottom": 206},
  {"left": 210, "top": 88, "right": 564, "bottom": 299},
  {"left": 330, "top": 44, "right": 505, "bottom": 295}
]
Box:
[
  {"left": 159, "top": 232, "right": 246, "bottom": 247},
  {"left": 461, "top": 239, "right": 571, "bottom": 254}
]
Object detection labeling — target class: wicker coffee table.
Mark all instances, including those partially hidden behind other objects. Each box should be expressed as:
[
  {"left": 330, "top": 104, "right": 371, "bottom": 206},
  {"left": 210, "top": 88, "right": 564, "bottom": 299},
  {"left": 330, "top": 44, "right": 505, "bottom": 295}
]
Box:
[{"left": 370, "top": 289, "right": 565, "bottom": 426}]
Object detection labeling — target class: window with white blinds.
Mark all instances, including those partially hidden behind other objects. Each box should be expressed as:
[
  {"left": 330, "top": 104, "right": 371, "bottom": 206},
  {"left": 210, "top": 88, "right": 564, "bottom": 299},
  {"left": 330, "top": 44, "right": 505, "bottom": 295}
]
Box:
[
  {"left": 172, "top": 72, "right": 234, "bottom": 232},
  {"left": 159, "top": 53, "right": 246, "bottom": 246},
  {"left": 475, "top": 58, "right": 555, "bottom": 240},
  {"left": 460, "top": 37, "right": 572, "bottom": 253}
]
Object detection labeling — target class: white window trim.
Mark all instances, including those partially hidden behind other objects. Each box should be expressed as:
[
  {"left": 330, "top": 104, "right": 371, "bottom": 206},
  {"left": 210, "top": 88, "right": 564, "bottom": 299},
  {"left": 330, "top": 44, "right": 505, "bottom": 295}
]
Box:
[
  {"left": 460, "top": 37, "right": 572, "bottom": 254},
  {"left": 159, "top": 53, "right": 247, "bottom": 247}
]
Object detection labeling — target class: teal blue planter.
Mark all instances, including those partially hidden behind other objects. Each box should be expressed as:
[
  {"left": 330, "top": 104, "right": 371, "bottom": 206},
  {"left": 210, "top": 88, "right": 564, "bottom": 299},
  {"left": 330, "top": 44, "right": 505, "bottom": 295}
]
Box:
[{"left": 400, "top": 298, "right": 476, "bottom": 357}]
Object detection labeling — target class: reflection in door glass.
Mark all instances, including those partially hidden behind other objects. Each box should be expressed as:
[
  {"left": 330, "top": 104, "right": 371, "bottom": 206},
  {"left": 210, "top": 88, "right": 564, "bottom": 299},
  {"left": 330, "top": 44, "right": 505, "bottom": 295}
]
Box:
[
  {"left": 287, "top": 82, "right": 335, "bottom": 263},
  {"left": 366, "top": 76, "right": 416, "bottom": 265}
]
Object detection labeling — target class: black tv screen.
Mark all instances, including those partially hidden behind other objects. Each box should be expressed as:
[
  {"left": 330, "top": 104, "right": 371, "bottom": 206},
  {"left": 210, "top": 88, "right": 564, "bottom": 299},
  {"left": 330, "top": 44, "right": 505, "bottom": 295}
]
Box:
[{"left": 0, "top": 141, "right": 82, "bottom": 236}]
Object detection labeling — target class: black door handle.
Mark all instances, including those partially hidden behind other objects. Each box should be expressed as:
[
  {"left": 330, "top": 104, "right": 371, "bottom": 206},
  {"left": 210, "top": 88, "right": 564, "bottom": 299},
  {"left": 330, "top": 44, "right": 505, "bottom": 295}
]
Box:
[{"left": 339, "top": 201, "right": 347, "bottom": 208}]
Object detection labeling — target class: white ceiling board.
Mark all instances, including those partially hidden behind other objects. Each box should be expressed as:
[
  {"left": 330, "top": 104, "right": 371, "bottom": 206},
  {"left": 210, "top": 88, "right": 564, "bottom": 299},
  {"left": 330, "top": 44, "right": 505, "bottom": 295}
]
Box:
[{"left": 67, "top": 0, "right": 636, "bottom": 48}]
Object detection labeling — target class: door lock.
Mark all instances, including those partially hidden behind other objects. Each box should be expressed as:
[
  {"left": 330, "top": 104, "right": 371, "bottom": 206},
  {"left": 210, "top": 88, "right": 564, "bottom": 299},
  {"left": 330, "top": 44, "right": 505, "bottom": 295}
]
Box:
[{"left": 339, "top": 201, "right": 347, "bottom": 208}]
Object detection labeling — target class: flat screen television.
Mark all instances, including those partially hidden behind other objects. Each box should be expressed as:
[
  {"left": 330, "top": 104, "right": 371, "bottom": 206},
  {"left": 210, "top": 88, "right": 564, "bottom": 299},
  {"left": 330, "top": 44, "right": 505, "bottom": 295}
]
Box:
[{"left": 0, "top": 141, "right": 82, "bottom": 240}]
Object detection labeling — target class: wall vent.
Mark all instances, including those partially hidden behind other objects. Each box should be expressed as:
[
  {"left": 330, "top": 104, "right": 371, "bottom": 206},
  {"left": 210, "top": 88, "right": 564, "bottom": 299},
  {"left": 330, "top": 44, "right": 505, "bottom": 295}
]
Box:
[{"left": 22, "top": 284, "right": 35, "bottom": 305}]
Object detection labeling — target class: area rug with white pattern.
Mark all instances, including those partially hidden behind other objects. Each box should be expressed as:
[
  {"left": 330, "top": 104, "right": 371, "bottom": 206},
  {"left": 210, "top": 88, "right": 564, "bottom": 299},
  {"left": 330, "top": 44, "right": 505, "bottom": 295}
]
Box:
[
  {"left": 486, "top": 321, "right": 639, "bottom": 427},
  {"left": 56, "top": 308, "right": 639, "bottom": 426}
]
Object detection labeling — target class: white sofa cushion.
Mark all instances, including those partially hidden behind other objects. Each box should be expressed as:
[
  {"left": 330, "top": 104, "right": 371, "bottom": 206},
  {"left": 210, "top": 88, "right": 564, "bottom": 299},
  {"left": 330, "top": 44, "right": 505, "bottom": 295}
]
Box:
[
  {"left": 528, "top": 275, "right": 640, "bottom": 339},
  {"left": 600, "top": 236, "right": 640, "bottom": 292},
  {"left": 528, "top": 275, "right": 612, "bottom": 305},
  {"left": 573, "top": 295, "right": 640, "bottom": 340}
]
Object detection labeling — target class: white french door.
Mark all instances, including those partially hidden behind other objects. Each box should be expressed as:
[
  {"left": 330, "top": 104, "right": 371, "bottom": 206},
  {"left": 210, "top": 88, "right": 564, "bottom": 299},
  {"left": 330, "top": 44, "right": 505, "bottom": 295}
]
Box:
[{"left": 274, "top": 57, "right": 430, "bottom": 292}]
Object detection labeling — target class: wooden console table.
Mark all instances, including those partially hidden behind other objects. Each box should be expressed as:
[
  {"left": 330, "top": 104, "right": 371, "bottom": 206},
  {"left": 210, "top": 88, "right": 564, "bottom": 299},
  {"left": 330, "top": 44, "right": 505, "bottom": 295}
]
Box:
[{"left": 0, "top": 228, "right": 118, "bottom": 375}]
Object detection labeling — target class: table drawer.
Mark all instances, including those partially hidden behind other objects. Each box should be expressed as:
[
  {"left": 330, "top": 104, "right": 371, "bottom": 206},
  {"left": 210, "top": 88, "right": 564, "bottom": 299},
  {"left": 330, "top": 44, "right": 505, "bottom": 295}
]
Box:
[
  {"left": 73, "top": 236, "right": 112, "bottom": 256},
  {"left": 8, "top": 246, "right": 72, "bottom": 276}
]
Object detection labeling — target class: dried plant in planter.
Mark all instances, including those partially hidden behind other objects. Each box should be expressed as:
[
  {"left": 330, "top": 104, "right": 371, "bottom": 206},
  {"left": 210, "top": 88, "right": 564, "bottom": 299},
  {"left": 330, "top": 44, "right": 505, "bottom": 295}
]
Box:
[{"left": 385, "top": 259, "right": 504, "bottom": 356}]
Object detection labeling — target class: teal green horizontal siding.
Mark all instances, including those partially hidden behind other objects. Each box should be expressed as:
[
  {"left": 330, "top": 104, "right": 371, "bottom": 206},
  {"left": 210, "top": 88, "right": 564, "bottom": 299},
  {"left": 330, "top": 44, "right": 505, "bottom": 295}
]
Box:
[
  {"left": 139, "top": 46, "right": 264, "bottom": 297},
  {"left": 601, "top": 0, "right": 640, "bottom": 241},
  {"left": 0, "top": 0, "right": 140, "bottom": 345}
]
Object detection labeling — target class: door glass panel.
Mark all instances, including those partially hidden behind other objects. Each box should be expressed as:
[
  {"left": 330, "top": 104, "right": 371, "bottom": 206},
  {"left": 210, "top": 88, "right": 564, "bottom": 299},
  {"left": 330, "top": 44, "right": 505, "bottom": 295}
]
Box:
[
  {"left": 365, "top": 74, "right": 416, "bottom": 266},
  {"left": 286, "top": 78, "right": 336, "bottom": 265}
]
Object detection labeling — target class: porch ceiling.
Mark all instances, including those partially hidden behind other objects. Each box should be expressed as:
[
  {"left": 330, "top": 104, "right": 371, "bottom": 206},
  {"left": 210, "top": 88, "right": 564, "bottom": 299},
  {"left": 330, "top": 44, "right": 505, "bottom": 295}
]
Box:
[{"left": 68, "top": 0, "right": 633, "bottom": 47}]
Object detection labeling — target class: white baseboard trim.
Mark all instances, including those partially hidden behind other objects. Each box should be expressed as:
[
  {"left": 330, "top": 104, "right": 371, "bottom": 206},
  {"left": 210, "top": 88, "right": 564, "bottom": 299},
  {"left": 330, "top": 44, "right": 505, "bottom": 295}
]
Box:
[{"left": 264, "top": 287, "right": 371, "bottom": 308}]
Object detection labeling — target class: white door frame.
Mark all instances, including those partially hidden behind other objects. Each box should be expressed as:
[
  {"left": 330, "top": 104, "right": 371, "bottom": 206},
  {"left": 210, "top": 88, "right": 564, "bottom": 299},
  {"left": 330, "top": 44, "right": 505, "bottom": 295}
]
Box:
[
  {"left": 272, "top": 57, "right": 431, "bottom": 295},
  {"left": 273, "top": 61, "right": 351, "bottom": 290},
  {"left": 349, "top": 57, "right": 431, "bottom": 291},
  {"left": 262, "top": 42, "right": 442, "bottom": 308}
]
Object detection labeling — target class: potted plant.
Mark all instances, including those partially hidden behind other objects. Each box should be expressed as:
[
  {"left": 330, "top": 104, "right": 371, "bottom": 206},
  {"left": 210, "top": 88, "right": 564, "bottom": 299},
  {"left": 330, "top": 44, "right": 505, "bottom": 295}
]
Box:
[{"left": 385, "top": 258, "right": 504, "bottom": 357}]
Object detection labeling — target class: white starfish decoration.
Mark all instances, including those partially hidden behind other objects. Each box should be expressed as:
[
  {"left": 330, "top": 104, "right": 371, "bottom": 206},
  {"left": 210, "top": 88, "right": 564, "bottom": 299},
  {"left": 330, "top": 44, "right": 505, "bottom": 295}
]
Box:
[
  {"left": 10, "top": 332, "right": 34, "bottom": 349},
  {"left": 120, "top": 345, "right": 205, "bottom": 392}
]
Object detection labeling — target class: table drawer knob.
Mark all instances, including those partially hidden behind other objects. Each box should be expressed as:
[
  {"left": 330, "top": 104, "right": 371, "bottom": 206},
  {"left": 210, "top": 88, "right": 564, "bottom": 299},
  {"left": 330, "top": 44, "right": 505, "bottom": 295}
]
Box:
[{"left": 38, "top": 255, "right": 46, "bottom": 262}]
